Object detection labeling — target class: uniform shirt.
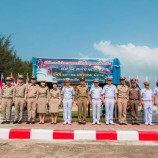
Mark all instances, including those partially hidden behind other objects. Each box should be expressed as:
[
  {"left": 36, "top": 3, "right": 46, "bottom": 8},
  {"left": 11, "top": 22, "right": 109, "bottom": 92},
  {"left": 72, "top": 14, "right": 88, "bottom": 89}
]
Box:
[
  {"left": 76, "top": 85, "right": 89, "bottom": 98},
  {"left": 129, "top": 87, "right": 141, "bottom": 100},
  {"left": 61, "top": 86, "right": 75, "bottom": 99},
  {"left": 102, "top": 84, "right": 118, "bottom": 98},
  {"left": 37, "top": 86, "right": 49, "bottom": 100},
  {"left": 117, "top": 85, "right": 129, "bottom": 99},
  {"left": 89, "top": 86, "right": 102, "bottom": 99},
  {"left": 141, "top": 88, "right": 153, "bottom": 101},
  {"left": 154, "top": 87, "right": 158, "bottom": 99},
  {"left": 50, "top": 88, "right": 61, "bottom": 99},
  {"left": 25, "top": 84, "right": 39, "bottom": 98},
  {"left": 0, "top": 85, "right": 14, "bottom": 99},
  {"left": 13, "top": 83, "right": 26, "bottom": 99}
]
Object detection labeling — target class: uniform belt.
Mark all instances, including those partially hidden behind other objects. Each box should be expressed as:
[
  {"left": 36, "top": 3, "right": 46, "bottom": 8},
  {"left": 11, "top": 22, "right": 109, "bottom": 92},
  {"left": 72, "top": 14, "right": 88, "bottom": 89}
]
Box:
[
  {"left": 28, "top": 97, "right": 36, "bottom": 99},
  {"left": 2, "top": 97, "right": 12, "bottom": 99},
  {"left": 105, "top": 97, "right": 114, "bottom": 99},
  {"left": 15, "top": 96, "right": 24, "bottom": 98},
  {"left": 129, "top": 98, "right": 139, "bottom": 100},
  {"left": 118, "top": 97, "right": 128, "bottom": 99},
  {"left": 92, "top": 98, "right": 101, "bottom": 100},
  {"left": 51, "top": 97, "right": 59, "bottom": 99},
  {"left": 78, "top": 96, "right": 88, "bottom": 98},
  {"left": 142, "top": 100, "right": 152, "bottom": 101}
]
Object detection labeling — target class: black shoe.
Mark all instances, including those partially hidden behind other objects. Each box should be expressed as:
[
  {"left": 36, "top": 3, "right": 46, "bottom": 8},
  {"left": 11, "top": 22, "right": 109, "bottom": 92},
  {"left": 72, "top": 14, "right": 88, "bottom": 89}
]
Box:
[
  {"left": 119, "top": 122, "right": 122, "bottom": 125},
  {"left": 26, "top": 121, "right": 31, "bottom": 124},
  {"left": 78, "top": 121, "right": 82, "bottom": 125},
  {"left": 82, "top": 121, "right": 86, "bottom": 125},
  {"left": 1, "top": 121, "right": 7, "bottom": 124},
  {"left": 132, "top": 122, "right": 135, "bottom": 125},
  {"left": 6, "top": 121, "right": 10, "bottom": 124},
  {"left": 51, "top": 122, "right": 54, "bottom": 124},
  {"left": 122, "top": 122, "right": 127, "bottom": 125},
  {"left": 135, "top": 122, "right": 140, "bottom": 125},
  {"left": 13, "top": 121, "right": 18, "bottom": 124},
  {"left": 18, "top": 120, "right": 22, "bottom": 124},
  {"left": 32, "top": 121, "right": 35, "bottom": 124},
  {"left": 39, "top": 122, "right": 42, "bottom": 124}
]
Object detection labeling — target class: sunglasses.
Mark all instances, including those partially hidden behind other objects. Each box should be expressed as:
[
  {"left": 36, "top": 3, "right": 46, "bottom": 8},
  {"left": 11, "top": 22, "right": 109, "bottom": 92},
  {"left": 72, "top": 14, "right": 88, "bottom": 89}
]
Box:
[
  {"left": 19, "top": 78, "right": 23, "bottom": 80},
  {"left": 6, "top": 80, "right": 11, "bottom": 82}
]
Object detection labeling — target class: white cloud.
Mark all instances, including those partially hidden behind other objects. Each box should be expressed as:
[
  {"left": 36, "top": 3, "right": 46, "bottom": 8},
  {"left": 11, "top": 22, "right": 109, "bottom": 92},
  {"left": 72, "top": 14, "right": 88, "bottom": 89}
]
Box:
[{"left": 93, "top": 40, "right": 158, "bottom": 77}]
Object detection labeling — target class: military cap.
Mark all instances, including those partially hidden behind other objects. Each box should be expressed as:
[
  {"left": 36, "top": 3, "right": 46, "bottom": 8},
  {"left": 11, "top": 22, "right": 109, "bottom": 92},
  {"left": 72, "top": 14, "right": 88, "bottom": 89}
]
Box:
[
  {"left": 131, "top": 78, "right": 136, "bottom": 83},
  {"left": 144, "top": 81, "right": 150, "bottom": 86},
  {"left": 65, "top": 78, "right": 71, "bottom": 83},
  {"left": 31, "top": 76, "right": 37, "bottom": 79},
  {"left": 18, "top": 75, "right": 24, "bottom": 79},
  {"left": 93, "top": 78, "right": 99, "bottom": 83},
  {"left": 5, "top": 77, "right": 12, "bottom": 81},
  {"left": 120, "top": 76, "right": 126, "bottom": 80},
  {"left": 107, "top": 77, "right": 113, "bottom": 81},
  {"left": 80, "top": 77, "right": 85, "bottom": 81}
]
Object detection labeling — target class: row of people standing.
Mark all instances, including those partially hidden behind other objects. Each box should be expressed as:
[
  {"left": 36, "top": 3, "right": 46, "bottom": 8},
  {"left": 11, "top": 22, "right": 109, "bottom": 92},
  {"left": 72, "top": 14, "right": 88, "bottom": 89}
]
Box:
[{"left": 0, "top": 75, "right": 158, "bottom": 125}]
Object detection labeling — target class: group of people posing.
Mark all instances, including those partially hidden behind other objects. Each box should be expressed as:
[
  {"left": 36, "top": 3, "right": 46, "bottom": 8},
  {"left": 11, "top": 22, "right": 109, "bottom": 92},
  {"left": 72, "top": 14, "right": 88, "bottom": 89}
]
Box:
[{"left": 0, "top": 75, "right": 158, "bottom": 126}]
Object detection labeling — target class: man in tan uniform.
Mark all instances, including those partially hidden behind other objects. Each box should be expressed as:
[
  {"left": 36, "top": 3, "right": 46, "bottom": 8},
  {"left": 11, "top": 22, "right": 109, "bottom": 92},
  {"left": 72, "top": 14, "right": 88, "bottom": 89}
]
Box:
[
  {"left": 117, "top": 76, "right": 129, "bottom": 125},
  {"left": 0, "top": 77, "right": 14, "bottom": 124},
  {"left": 13, "top": 75, "right": 26, "bottom": 124},
  {"left": 25, "top": 76, "right": 38, "bottom": 124},
  {"left": 129, "top": 78, "right": 141, "bottom": 125},
  {"left": 76, "top": 77, "right": 89, "bottom": 124}
]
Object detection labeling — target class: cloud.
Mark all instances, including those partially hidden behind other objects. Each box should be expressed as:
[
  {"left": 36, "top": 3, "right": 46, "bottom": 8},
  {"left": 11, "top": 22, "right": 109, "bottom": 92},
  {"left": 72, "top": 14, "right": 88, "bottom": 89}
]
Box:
[{"left": 93, "top": 40, "right": 158, "bottom": 77}]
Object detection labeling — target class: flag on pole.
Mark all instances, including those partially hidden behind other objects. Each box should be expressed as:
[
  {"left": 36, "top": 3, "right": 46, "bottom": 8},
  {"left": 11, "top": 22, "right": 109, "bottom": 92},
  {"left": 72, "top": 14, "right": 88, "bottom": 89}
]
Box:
[
  {"left": 136, "top": 76, "right": 141, "bottom": 89},
  {"left": 156, "top": 77, "right": 158, "bottom": 87},
  {"left": 26, "top": 73, "right": 30, "bottom": 85},
  {"left": 0, "top": 73, "right": 5, "bottom": 91},
  {"left": 129, "top": 76, "right": 131, "bottom": 87},
  {"left": 10, "top": 72, "right": 17, "bottom": 85}
]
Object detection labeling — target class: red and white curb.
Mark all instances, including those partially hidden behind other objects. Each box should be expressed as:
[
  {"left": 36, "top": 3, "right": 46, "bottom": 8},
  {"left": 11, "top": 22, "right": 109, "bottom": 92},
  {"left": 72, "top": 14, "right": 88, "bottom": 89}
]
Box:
[{"left": 0, "top": 129, "right": 158, "bottom": 141}]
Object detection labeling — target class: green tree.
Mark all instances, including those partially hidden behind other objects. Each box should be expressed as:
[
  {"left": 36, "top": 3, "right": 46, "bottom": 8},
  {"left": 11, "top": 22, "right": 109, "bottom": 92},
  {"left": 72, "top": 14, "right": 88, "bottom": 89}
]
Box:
[{"left": 0, "top": 34, "right": 32, "bottom": 80}]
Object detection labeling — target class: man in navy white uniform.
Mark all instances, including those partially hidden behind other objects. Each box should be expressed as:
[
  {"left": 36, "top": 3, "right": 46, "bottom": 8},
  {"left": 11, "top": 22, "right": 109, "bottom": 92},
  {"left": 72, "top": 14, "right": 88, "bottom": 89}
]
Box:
[
  {"left": 102, "top": 77, "right": 118, "bottom": 125},
  {"left": 141, "top": 81, "right": 155, "bottom": 126},
  {"left": 61, "top": 78, "right": 75, "bottom": 125},
  {"left": 89, "top": 79, "right": 102, "bottom": 125},
  {"left": 154, "top": 82, "right": 158, "bottom": 110}
]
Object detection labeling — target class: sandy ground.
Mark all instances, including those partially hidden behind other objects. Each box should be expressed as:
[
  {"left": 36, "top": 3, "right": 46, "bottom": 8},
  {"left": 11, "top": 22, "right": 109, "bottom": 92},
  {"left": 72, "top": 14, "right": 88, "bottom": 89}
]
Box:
[{"left": 0, "top": 140, "right": 158, "bottom": 158}]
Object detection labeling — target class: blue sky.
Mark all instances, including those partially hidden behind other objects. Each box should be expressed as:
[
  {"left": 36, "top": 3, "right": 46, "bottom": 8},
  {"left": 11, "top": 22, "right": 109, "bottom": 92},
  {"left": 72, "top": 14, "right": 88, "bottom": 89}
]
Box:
[{"left": 1, "top": 0, "right": 158, "bottom": 88}]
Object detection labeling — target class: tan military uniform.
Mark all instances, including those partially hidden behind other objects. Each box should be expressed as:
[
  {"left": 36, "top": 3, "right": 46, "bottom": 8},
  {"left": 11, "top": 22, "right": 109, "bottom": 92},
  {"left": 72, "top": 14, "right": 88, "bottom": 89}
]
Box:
[
  {"left": 25, "top": 84, "right": 39, "bottom": 121},
  {"left": 0, "top": 85, "right": 14, "bottom": 121},
  {"left": 117, "top": 85, "right": 129, "bottom": 123},
  {"left": 129, "top": 87, "right": 141, "bottom": 123},
  {"left": 76, "top": 85, "right": 89, "bottom": 123},
  {"left": 13, "top": 83, "right": 26, "bottom": 121},
  {"left": 36, "top": 86, "right": 49, "bottom": 113},
  {"left": 49, "top": 88, "right": 61, "bottom": 113}
]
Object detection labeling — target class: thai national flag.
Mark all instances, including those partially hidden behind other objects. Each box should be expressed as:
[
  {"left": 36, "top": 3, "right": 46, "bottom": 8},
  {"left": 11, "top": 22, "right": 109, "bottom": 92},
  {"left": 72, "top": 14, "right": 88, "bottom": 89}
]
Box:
[
  {"left": 156, "top": 80, "right": 158, "bottom": 87},
  {"left": 11, "top": 73, "right": 17, "bottom": 85},
  {"left": 103, "top": 68, "right": 110, "bottom": 74},
  {"left": 0, "top": 73, "right": 5, "bottom": 91},
  {"left": 136, "top": 78, "right": 141, "bottom": 89}
]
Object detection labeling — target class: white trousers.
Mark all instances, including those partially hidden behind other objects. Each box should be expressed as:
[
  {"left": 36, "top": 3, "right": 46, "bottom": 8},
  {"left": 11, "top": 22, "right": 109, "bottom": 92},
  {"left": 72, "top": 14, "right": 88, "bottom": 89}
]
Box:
[
  {"left": 63, "top": 99, "right": 72, "bottom": 123},
  {"left": 143, "top": 101, "right": 153, "bottom": 123},
  {"left": 105, "top": 98, "right": 114, "bottom": 123},
  {"left": 92, "top": 99, "right": 101, "bottom": 123}
]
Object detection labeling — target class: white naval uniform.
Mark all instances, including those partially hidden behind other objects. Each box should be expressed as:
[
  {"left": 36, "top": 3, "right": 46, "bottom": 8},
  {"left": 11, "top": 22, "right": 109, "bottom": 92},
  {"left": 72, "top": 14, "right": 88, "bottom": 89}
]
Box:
[
  {"left": 89, "top": 86, "right": 102, "bottom": 123},
  {"left": 141, "top": 88, "right": 153, "bottom": 124},
  {"left": 102, "top": 84, "right": 118, "bottom": 124},
  {"left": 154, "top": 87, "right": 158, "bottom": 110},
  {"left": 61, "top": 86, "right": 75, "bottom": 123}
]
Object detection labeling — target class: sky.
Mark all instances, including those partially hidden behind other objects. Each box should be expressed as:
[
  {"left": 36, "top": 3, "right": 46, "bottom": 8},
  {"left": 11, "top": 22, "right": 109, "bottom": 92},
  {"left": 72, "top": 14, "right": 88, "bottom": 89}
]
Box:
[{"left": 0, "top": 0, "right": 158, "bottom": 88}]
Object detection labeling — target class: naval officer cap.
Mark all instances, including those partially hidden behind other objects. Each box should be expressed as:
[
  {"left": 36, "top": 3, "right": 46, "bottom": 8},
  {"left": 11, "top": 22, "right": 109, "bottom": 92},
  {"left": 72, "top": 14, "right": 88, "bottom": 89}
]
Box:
[
  {"left": 31, "top": 76, "right": 37, "bottom": 80},
  {"left": 52, "top": 78, "right": 58, "bottom": 84},
  {"left": 65, "top": 78, "right": 71, "bottom": 83},
  {"left": 93, "top": 78, "right": 99, "bottom": 83}
]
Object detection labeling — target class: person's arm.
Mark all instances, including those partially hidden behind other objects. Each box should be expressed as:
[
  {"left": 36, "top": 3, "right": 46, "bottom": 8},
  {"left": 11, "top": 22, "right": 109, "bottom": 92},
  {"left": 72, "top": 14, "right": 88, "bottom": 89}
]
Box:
[
  {"left": 89, "top": 88, "right": 92, "bottom": 105},
  {"left": 0, "top": 88, "right": 3, "bottom": 104},
  {"left": 25, "top": 85, "right": 28, "bottom": 102},
  {"left": 46, "top": 87, "right": 50, "bottom": 104},
  {"left": 72, "top": 87, "right": 75, "bottom": 104},
  {"left": 114, "top": 86, "right": 118, "bottom": 104},
  {"left": 101, "top": 87, "right": 105, "bottom": 105},
  {"left": 13, "top": 86, "right": 16, "bottom": 103},
  {"left": 36, "top": 88, "right": 39, "bottom": 104}
]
